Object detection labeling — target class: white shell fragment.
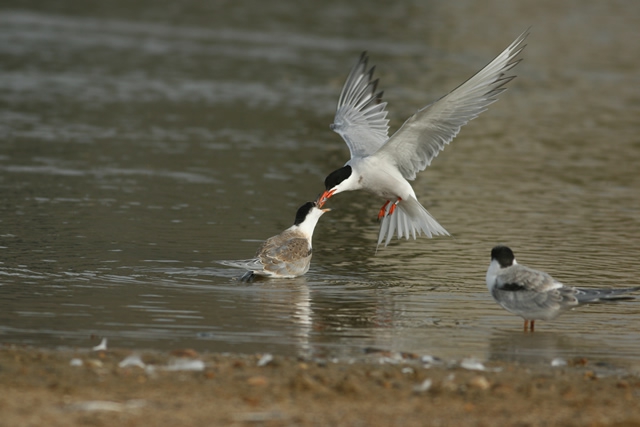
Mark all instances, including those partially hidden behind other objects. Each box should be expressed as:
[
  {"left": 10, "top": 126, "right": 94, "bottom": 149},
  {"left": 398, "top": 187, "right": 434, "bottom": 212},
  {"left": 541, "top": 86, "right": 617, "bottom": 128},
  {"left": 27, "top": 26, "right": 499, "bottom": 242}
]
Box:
[
  {"left": 413, "top": 378, "right": 433, "bottom": 393},
  {"left": 164, "top": 358, "right": 205, "bottom": 371},
  {"left": 92, "top": 338, "right": 108, "bottom": 351},
  {"left": 460, "top": 357, "right": 486, "bottom": 371},
  {"left": 460, "top": 357, "right": 502, "bottom": 372},
  {"left": 257, "top": 353, "right": 274, "bottom": 367},
  {"left": 118, "top": 354, "right": 146, "bottom": 369},
  {"left": 67, "top": 400, "right": 146, "bottom": 412},
  {"left": 421, "top": 355, "right": 442, "bottom": 366}
]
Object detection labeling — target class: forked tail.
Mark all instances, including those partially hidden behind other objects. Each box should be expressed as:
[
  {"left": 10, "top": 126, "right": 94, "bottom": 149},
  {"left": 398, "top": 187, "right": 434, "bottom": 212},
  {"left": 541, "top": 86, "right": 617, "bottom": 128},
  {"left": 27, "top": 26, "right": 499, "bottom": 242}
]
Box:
[{"left": 377, "top": 197, "right": 449, "bottom": 248}]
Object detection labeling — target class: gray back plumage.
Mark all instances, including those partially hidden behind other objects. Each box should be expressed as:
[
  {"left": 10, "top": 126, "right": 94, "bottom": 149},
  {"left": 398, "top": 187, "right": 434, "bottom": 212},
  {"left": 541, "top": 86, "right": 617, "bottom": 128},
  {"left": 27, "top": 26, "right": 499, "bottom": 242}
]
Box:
[
  {"left": 491, "top": 285, "right": 579, "bottom": 321},
  {"left": 256, "top": 233, "right": 312, "bottom": 277},
  {"left": 493, "top": 264, "right": 640, "bottom": 321}
]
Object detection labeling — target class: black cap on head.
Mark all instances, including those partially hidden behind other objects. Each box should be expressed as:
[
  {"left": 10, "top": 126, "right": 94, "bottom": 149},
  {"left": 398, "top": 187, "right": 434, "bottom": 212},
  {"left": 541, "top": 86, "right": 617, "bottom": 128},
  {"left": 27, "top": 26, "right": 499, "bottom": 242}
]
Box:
[
  {"left": 294, "top": 202, "right": 315, "bottom": 226},
  {"left": 324, "top": 165, "right": 352, "bottom": 190},
  {"left": 491, "top": 246, "right": 515, "bottom": 268}
]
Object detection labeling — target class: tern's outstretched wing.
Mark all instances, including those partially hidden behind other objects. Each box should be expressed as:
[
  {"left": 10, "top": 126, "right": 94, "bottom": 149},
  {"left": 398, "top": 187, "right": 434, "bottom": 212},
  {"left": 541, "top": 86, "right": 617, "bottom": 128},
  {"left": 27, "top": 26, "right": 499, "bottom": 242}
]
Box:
[
  {"left": 375, "top": 30, "right": 528, "bottom": 180},
  {"left": 330, "top": 52, "right": 390, "bottom": 159}
]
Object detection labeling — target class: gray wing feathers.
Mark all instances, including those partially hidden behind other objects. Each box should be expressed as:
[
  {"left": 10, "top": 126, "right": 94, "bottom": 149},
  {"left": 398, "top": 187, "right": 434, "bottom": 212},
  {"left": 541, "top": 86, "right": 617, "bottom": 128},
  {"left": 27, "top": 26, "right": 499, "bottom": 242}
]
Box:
[
  {"left": 574, "top": 286, "right": 640, "bottom": 304},
  {"left": 331, "top": 52, "right": 390, "bottom": 159},
  {"left": 493, "top": 285, "right": 640, "bottom": 321},
  {"left": 491, "top": 286, "right": 578, "bottom": 321},
  {"left": 257, "top": 236, "right": 312, "bottom": 277},
  {"left": 219, "top": 236, "right": 312, "bottom": 278},
  {"left": 494, "top": 265, "right": 639, "bottom": 320},
  {"left": 375, "top": 30, "right": 528, "bottom": 181},
  {"left": 218, "top": 258, "right": 264, "bottom": 272},
  {"left": 259, "top": 237, "right": 310, "bottom": 263},
  {"left": 493, "top": 266, "right": 577, "bottom": 320},
  {"left": 496, "top": 265, "right": 560, "bottom": 293}
]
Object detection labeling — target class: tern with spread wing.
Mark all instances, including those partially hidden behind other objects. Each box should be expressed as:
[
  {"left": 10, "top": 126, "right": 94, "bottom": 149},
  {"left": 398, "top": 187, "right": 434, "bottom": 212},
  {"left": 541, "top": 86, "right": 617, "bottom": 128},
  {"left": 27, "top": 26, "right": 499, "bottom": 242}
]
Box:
[
  {"left": 219, "top": 201, "right": 329, "bottom": 282},
  {"left": 317, "top": 32, "right": 527, "bottom": 247},
  {"left": 486, "top": 246, "right": 640, "bottom": 332}
]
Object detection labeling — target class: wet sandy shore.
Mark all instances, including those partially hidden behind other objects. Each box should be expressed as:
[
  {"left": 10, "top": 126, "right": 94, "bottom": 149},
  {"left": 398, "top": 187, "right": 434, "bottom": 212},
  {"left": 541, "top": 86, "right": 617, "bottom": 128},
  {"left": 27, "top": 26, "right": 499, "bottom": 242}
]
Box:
[{"left": 2, "top": 345, "right": 639, "bottom": 426}]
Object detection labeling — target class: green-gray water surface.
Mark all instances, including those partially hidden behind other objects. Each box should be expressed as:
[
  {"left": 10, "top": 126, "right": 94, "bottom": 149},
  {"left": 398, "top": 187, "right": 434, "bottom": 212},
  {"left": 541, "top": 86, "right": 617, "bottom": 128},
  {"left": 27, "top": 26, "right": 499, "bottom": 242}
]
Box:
[{"left": 1, "top": 1, "right": 639, "bottom": 366}]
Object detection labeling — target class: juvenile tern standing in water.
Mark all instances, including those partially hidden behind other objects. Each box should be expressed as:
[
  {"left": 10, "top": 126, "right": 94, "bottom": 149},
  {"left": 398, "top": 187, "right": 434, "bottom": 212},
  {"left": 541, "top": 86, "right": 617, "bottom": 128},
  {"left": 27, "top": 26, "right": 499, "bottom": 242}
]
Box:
[
  {"left": 318, "top": 31, "right": 527, "bottom": 247},
  {"left": 486, "top": 246, "right": 640, "bottom": 332},
  {"left": 219, "top": 201, "right": 329, "bottom": 281}
]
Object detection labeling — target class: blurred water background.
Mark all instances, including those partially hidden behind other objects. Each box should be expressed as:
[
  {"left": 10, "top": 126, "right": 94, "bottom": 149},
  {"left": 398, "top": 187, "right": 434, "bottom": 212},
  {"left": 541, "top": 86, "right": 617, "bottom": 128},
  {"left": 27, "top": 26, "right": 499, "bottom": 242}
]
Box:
[{"left": 1, "top": 1, "right": 639, "bottom": 366}]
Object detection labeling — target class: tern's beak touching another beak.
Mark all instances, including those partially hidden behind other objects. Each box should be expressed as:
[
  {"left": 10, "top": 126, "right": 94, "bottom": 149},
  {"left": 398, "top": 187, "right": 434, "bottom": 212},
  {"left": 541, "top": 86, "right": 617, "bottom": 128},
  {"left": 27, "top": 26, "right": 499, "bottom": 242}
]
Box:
[
  {"left": 317, "top": 189, "right": 335, "bottom": 208},
  {"left": 313, "top": 195, "right": 332, "bottom": 212}
]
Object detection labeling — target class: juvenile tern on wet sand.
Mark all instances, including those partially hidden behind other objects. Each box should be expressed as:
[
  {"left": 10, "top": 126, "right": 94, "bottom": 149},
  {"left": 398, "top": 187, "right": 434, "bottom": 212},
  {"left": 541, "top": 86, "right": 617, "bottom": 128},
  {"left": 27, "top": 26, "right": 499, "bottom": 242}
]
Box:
[
  {"left": 219, "top": 201, "right": 329, "bottom": 281},
  {"left": 486, "top": 246, "right": 640, "bottom": 332},
  {"left": 317, "top": 31, "right": 528, "bottom": 247}
]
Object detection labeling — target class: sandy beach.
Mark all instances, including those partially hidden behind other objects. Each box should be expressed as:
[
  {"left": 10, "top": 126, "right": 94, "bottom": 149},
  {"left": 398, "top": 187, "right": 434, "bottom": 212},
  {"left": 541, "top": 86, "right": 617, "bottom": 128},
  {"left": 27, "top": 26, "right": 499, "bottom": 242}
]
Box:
[{"left": 2, "top": 345, "right": 639, "bottom": 426}]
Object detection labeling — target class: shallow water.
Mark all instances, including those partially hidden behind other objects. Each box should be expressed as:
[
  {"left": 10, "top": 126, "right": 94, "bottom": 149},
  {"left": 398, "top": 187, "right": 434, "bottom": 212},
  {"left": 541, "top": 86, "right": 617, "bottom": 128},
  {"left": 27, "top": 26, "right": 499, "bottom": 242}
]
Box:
[{"left": 1, "top": 1, "right": 639, "bottom": 366}]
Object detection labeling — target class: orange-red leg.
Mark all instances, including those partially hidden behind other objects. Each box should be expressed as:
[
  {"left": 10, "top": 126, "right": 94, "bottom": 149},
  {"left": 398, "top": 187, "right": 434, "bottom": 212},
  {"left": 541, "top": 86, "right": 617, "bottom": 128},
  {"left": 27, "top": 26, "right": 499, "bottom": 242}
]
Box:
[
  {"left": 523, "top": 320, "right": 535, "bottom": 332},
  {"left": 388, "top": 198, "right": 402, "bottom": 216},
  {"left": 379, "top": 198, "right": 403, "bottom": 220},
  {"left": 378, "top": 200, "right": 391, "bottom": 220}
]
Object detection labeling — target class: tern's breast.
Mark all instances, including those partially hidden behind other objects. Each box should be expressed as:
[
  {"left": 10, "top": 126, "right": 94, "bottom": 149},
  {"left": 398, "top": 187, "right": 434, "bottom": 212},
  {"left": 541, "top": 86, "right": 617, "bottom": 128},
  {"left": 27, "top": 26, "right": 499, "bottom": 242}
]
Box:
[{"left": 356, "top": 156, "right": 415, "bottom": 200}]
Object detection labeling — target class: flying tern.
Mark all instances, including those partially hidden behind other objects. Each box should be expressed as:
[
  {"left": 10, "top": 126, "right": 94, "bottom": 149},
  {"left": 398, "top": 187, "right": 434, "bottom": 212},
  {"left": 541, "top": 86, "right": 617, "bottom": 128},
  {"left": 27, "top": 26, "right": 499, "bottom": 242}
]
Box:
[
  {"left": 219, "top": 201, "right": 329, "bottom": 281},
  {"left": 486, "top": 245, "right": 640, "bottom": 332},
  {"left": 317, "top": 31, "right": 528, "bottom": 247}
]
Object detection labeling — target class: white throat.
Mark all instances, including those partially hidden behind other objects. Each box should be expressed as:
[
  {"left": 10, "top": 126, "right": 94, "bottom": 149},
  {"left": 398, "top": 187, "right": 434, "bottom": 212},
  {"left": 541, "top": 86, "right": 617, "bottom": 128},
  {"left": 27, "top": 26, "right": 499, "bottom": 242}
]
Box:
[
  {"left": 333, "top": 169, "right": 362, "bottom": 195},
  {"left": 485, "top": 259, "right": 501, "bottom": 291},
  {"left": 486, "top": 257, "right": 517, "bottom": 291},
  {"left": 292, "top": 208, "right": 325, "bottom": 245}
]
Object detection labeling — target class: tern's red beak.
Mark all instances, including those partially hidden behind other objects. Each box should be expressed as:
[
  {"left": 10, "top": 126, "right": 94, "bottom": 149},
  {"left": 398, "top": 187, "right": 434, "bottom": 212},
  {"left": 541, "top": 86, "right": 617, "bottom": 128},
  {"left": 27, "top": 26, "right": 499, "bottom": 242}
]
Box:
[{"left": 317, "top": 189, "right": 335, "bottom": 208}]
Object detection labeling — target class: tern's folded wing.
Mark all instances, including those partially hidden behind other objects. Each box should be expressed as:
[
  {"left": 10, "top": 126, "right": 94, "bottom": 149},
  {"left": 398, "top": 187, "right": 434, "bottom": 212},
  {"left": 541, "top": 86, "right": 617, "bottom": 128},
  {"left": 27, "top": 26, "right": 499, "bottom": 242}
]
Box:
[
  {"left": 495, "top": 264, "right": 561, "bottom": 294},
  {"left": 261, "top": 238, "right": 311, "bottom": 264},
  {"left": 218, "top": 258, "right": 263, "bottom": 271}
]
